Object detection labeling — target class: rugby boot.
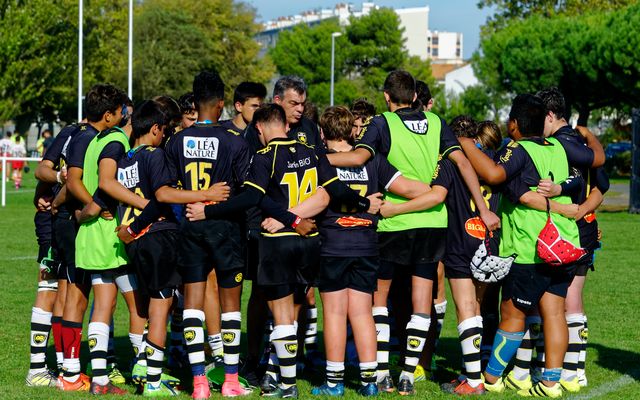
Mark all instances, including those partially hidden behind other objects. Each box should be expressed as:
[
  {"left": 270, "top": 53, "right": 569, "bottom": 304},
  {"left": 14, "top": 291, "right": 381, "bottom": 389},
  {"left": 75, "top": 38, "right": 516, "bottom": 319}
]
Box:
[
  {"left": 377, "top": 375, "right": 394, "bottom": 393},
  {"left": 559, "top": 377, "right": 581, "bottom": 392},
  {"left": 357, "top": 383, "right": 379, "bottom": 397},
  {"left": 25, "top": 368, "right": 58, "bottom": 387},
  {"left": 397, "top": 379, "right": 417, "bottom": 395},
  {"left": 311, "top": 381, "right": 344, "bottom": 396},
  {"left": 452, "top": 380, "right": 486, "bottom": 395},
  {"left": 261, "top": 374, "right": 278, "bottom": 394},
  {"left": 441, "top": 378, "right": 465, "bottom": 394},
  {"left": 89, "top": 381, "right": 129, "bottom": 395},
  {"left": 192, "top": 375, "right": 211, "bottom": 399},
  {"left": 58, "top": 373, "right": 91, "bottom": 391},
  {"left": 143, "top": 381, "right": 180, "bottom": 397},
  {"left": 262, "top": 384, "right": 299, "bottom": 398},
  {"left": 221, "top": 374, "right": 254, "bottom": 396},
  {"left": 517, "top": 381, "right": 563, "bottom": 397},
  {"left": 484, "top": 376, "right": 506, "bottom": 393},
  {"left": 505, "top": 370, "right": 533, "bottom": 391}
]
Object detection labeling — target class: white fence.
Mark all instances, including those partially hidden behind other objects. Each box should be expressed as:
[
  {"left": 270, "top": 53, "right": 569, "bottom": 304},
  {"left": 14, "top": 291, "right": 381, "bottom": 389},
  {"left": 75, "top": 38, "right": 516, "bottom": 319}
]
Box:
[{"left": 1, "top": 156, "right": 43, "bottom": 207}]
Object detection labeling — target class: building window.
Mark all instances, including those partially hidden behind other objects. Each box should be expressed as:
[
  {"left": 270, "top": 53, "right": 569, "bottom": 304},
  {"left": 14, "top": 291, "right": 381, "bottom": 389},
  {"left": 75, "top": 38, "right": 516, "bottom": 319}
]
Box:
[
  {"left": 456, "top": 48, "right": 460, "bottom": 57},
  {"left": 433, "top": 48, "right": 438, "bottom": 57},
  {"left": 456, "top": 38, "right": 461, "bottom": 45},
  {"left": 428, "top": 37, "right": 431, "bottom": 42},
  {"left": 432, "top": 37, "right": 438, "bottom": 45}
]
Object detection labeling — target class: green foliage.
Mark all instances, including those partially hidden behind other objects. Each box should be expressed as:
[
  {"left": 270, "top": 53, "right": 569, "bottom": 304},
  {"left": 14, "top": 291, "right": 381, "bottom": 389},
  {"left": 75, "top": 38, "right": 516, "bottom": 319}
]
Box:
[
  {"left": 269, "top": 8, "right": 426, "bottom": 111},
  {"left": 476, "top": 3, "right": 640, "bottom": 125}
]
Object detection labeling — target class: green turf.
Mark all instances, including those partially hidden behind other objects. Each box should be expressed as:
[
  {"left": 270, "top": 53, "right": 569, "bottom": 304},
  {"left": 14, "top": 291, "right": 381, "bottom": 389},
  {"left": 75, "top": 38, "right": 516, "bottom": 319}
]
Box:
[{"left": 1, "top": 165, "right": 639, "bottom": 398}]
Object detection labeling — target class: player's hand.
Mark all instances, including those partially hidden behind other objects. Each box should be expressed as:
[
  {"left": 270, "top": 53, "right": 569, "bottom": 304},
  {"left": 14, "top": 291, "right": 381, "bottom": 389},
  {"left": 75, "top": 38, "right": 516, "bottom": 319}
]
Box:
[
  {"left": 537, "top": 179, "right": 561, "bottom": 197},
  {"left": 573, "top": 204, "right": 586, "bottom": 221},
  {"left": 295, "top": 218, "right": 316, "bottom": 237},
  {"left": 186, "top": 202, "right": 206, "bottom": 221},
  {"left": 479, "top": 209, "right": 501, "bottom": 231},
  {"left": 115, "top": 224, "right": 135, "bottom": 244},
  {"left": 37, "top": 196, "right": 52, "bottom": 212},
  {"left": 204, "top": 182, "right": 230, "bottom": 203},
  {"left": 380, "top": 201, "right": 399, "bottom": 218},
  {"left": 60, "top": 166, "right": 67, "bottom": 185},
  {"left": 262, "top": 217, "right": 285, "bottom": 233},
  {"left": 74, "top": 209, "right": 82, "bottom": 222},
  {"left": 597, "top": 228, "right": 602, "bottom": 241},
  {"left": 366, "top": 192, "right": 383, "bottom": 214},
  {"left": 561, "top": 203, "right": 579, "bottom": 219},
  {"left": 100, "top": 209, "right": 114, "bottom": 220}
]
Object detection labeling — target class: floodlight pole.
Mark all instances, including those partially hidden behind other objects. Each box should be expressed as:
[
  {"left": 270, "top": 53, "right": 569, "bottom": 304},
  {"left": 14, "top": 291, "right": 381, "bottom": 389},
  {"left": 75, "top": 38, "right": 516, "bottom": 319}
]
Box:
[
  {"left": 330, "top": 32, "right": 342, "bottom": 107},
  {"left": 78, "top": 0, "right": 83, "bottom": 122},
  {"left": 128, "top": 0, "right": 133, "bottom": 100}
]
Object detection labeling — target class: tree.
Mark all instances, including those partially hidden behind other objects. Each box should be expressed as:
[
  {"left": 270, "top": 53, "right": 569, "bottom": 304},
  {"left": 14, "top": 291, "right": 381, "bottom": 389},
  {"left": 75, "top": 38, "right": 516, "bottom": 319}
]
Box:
[
  {"left": 269, "top": 8, "right": 433, "bottom": 111},
  {"left": 476, "top": 3, "right": 640, "bottom": 125},
  {"left": 143, "top": 0, "right": 275, "bottom": 105}
]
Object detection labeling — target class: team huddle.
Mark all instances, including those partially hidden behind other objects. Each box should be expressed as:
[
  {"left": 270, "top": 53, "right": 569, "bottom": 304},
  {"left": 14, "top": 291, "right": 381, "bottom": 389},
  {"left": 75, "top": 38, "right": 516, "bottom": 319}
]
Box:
[{"left": 25, "top": 69, "right": 607, "bottom": 399}]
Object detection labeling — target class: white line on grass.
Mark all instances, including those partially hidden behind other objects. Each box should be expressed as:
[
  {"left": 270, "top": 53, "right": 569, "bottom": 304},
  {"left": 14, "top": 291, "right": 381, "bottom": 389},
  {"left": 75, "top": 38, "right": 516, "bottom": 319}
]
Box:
[
  {"left": 566, "top": 370, "right": 639, "bottom": 400},
  {"left": 0, "top": 256, "right": 37, "bottom": 260}
]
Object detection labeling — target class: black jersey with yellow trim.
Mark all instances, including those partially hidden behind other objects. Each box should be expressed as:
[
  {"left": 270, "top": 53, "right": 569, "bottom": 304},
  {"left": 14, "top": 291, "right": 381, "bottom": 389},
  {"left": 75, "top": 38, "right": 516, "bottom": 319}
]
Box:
[
  {"left": 116, "top": 145, "right": 178, "bottom": 237},
  {"left": 164, "top": 122, "right": 250, "bottom": 197},
  {"left": 244, "top": 137, "right": 337, "bottom": 236},
  {"left": 432, "top": 149, "right": 501, "bottom": 269},
  {"left": 318, "top": 151, "right": 401, "bottom": 257},
  {"left": 354, "top": 107, "right": 461, "bottom": 160},
  {"left": 244, "top": 116, "right": 323, "bottom": 154}
]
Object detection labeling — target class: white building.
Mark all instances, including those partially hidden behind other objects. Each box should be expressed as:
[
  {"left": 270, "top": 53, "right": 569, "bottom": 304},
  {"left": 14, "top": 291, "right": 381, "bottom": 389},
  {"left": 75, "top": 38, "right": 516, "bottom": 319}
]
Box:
[
  {"left": 444, "top": 63, "right": 479, "bottom": 95},
  {"left": 256, "top": 3, "right": 463, "bottom": 63}
]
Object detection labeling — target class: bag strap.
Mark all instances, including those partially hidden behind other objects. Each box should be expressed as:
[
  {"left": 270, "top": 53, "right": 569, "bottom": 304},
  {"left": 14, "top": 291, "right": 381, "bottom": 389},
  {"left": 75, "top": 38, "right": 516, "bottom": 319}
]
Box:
[{"left": 545, "top": 197, "right": 551, "bottom": 216}]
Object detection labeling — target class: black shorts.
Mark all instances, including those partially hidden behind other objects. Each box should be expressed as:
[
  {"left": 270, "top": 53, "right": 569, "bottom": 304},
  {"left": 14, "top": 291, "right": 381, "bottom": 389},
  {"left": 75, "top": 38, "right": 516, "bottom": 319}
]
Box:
[
  {"left": 177, "top": 218, "right": 244, "bottom": 283},
  {"left": 316, "top": 256, "right": 379, "bottom": 294},
  {"left": 445, "top": 264, "right": 472, "bottom": 280},
  {"left": 126, "top": 230, "right": 182, "bottom": 297},
  {"left": 379, "top": 228, "right": 447, "bottom": 265},
  {"left": 37, "top": 241, "right": 52, "bottom": 264},
  {"left": 51, "top": 213, "right": 78, "bottom": 268},
  {"left": 502, "top": 263, "right": 573, "bottom": 309},
  {"left": 67, "top": 264, "right": 92, "bottom": 285},
  {"left": 257, "top": 235, "right": 320, "bottom": 287},
  {"left": 378, "top": 260, "right": 438, "bottom": 281},
  {"left": 244, "top": 229, "right": 260, "bottom": 281}
]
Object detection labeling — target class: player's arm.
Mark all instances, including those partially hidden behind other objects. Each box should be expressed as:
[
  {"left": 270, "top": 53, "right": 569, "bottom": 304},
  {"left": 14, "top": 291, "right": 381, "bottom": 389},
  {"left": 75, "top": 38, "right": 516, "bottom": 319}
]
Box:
[
  {"left": 326, "top": 148, "right": 372, "bottom": 168},
  {"left": 536, "top": 174, "right": 581, "bottom": 198},
  {"left": 155, "top": 183, "right": 230, "bottom": 204},
  {"left": 76, "top": 201, "right": 104, "bottom": 224},
  {"left": 575, "top": 186, "right": 603, "bottom": 221},
  {"left": 66, "top": 166, "right": 93, "bottom": 205},
  {"left": 35, "top": 160, "right": 65, "bottom": 184},
  {"left": 594, "top": 168, "right": 610, "bottom": 195},
  {"left": 575, "top": 126, "right": 605, "bottom": 168},
  {"left": 98, "top": 158, "right": 148, "bottom": 210},
  {"left": 288, "top": 188, "right": 330, "bottom": 218},
  {"left": 448, "top": 149, "right": 500, "bottom": 231},
  {"left": 187, "top": 185, "right": 264, "bottom": 221},
  {"left": 34, "top": 181, "right": 54, "bottom": 210},
  {"left": 458, "top": 137, "right": 507, "bottom": 185},
  {"left": 387, "top": 175, "right": 431, "bottom": 199},
  {"left": 519, "top": 191, "right": 578, "bottom": 219},
  {"left": 380, "top": 185, "right": 448, "bottom": 218}
]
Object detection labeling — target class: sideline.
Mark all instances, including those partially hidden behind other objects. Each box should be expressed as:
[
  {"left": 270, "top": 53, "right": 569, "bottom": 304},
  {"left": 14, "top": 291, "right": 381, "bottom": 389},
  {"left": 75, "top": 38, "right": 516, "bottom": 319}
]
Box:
[{"left": 566, "top": 370, "right": 639, "bottom": 400}]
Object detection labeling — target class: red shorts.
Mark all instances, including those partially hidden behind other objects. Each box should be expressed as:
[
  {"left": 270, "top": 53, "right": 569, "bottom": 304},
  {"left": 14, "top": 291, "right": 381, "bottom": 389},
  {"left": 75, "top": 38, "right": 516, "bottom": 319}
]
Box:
[{"left": 12, "top": 160, "right": 23, "bottom": 169}]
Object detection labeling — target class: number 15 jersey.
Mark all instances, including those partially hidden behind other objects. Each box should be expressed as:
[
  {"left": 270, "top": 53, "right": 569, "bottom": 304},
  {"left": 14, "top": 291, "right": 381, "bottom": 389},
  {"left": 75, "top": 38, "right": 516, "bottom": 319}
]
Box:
[{"left": 164, "top": 122, "right": 250, "bottom": 197}]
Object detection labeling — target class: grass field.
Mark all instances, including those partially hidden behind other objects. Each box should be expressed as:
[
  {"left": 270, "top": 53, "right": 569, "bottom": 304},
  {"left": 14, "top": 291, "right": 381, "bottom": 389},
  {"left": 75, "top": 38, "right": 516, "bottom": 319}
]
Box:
[{"left": 1, "top": 164, "right": 639, "bottom": 399}]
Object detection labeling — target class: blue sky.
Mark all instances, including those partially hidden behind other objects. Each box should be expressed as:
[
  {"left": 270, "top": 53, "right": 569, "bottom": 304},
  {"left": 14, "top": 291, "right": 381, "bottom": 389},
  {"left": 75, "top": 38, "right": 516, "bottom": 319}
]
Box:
[{"left": 247, "top": 1, "right": 495, "bottom": 59}]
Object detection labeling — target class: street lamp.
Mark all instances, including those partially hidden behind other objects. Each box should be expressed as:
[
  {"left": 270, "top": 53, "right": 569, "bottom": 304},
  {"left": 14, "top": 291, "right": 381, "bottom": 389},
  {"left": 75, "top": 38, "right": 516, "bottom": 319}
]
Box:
[{"left": 330, "top": 32, "right": 342, "bottom": 106}]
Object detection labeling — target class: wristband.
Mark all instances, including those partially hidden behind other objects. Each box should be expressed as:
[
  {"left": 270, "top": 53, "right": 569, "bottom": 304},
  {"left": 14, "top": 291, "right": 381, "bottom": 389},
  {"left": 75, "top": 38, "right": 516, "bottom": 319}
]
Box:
[
  {"left": 292, "top": 215, "right": 302, "bottom": 228},
  {"left": 56, "top": 170, "right": 62, "bottom": 185},
  {"left": 126, "top": 225, "right": 139, "bottom": 239}
]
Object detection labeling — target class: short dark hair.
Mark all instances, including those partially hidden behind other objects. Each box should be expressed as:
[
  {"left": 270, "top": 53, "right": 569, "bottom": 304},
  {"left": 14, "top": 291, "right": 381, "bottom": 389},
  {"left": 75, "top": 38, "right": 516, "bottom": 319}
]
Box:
[
  {"left": 178, "top": 92, "right": 196, "bottom": 115},
  {"left": 350, "top": 98, "right": 376, "bottom": 121},
  {"left": 450, "top": 115, "right": 478, "bottom": 139},
  {"left": 253, "top": 103, "right": 286, "bottom": 128},
  {"left": 193, "top": 72, "right": 225, "bottom": 111},
  {"left": 153, "top": 96, "right": 181, "bottom": 128},
  {"left": 303, "top": 102, "right": 319, "bottom": 125},
  {"left": 273, "top": 75, "right": 307, "bottom": 100},
  {"left": 535, "top": 87, "right": 565, "bottom": 120},
  {"left": 131, "top": 100, "right": 170, "bottom": 140},
  {"left": 84, "top": 84, "right": 130, "bottom": 123},
  {"left": 319, "top": 106, "right": 354, "bottom": 142},
  {"left": 476, "top": 121, "right": 503, "bottom": 151},
  {"left": 509, "top": 93, "right": 547, "bottom": 138},
  {"left": 234, "top": 82, "right": 267, "bottom": 106},
  {"left": 416, "top": 81, "right": 432, "bottom": 103},
  {"left": 384, "top": 70, "right": 416, "bottom": 105}
]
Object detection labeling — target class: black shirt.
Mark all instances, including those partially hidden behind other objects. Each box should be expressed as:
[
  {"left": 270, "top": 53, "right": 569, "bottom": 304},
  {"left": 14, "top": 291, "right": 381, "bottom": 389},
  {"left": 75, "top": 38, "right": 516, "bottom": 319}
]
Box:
[
  {"left": 318, "top": 152, "right": 401, "bottom": 257},
  {"left": 244, "top": 138, "right": 337, "bottom": 236},
  {"left": 244, "top": 116, "right": 323, "bottom": 154},
  {"left": 67, "top": 124, "right": 100, "bottom": 169},
  {"left": 116, "top": 145, "right": 178, "bottom": 235},
  {"left": 354, "top": 108, "right": 461, "bottom": 159},
  {"left": 432, "top": 148, "right": 501, "bottom": 268}
]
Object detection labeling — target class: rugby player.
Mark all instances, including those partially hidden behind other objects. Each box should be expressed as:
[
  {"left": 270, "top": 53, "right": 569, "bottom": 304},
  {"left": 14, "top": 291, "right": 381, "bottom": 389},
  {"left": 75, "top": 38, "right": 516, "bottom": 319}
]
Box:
[
  {"left": 326, "top": 70, "right": 500, "bottom": 395},
  {"left": 178, "top": 92, "right": 198, "bottom": 130},
  {"left": 458, "top": 93, "right": 604, "bottom": 397},
  {"left": 186, "top": 103, "right": 382, "bottom": 398},
  {"left": 0, "top": 132, "right": 13, "bottom": 180}
]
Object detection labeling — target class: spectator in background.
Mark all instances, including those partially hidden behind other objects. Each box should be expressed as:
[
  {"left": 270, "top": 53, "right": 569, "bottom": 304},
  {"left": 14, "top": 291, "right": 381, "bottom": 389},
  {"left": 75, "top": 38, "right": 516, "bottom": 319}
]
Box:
[
  {"left": 12, "top": 133, "right": 26, "bottom": 188},
  {"left": 0, "top": 132, "right": 13, "bottom": 181},
  {"left": 43, "top": 130, "right": 55, "bottom": 155}
]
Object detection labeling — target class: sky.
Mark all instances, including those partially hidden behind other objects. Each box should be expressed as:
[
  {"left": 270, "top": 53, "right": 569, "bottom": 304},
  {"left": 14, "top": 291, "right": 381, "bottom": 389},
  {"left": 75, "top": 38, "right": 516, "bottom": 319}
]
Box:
[{"left": 247, "top": 0, "right": 496, "bottom": 59}]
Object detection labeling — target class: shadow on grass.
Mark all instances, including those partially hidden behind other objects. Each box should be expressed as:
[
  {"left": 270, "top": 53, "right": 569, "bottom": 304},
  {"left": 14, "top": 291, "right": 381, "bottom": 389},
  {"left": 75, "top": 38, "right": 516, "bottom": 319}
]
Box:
[{"left": 589, "top": 343, "right": 640, "bottom": 378}]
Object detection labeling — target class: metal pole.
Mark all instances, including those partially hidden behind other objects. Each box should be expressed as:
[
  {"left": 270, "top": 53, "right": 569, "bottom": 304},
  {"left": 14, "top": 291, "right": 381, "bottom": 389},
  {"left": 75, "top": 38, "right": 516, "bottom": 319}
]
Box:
[
  {"left": 128, "top": 0, "right": 133, "bottom": 100},
  {"left": 330, "top": 36, "right": 335, "bottom": 107},
  {"left": 78, "top": 0, "right": 83, "bottom": 122},
  {"left": 1, "top": 157, "right": 6, "bottom": 207}
]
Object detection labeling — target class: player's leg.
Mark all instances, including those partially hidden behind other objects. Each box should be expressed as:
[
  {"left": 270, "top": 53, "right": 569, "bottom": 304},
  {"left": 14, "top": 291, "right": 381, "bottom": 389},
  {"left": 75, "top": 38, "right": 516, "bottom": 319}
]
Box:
[
  {"left": 218, "top": 268, "right": 252, "bottom": 396},
  {"left": 87, "top": 276, "right": 127, "bottom": 394},
  {"left": 313, "top": 288, "right": 348, "bottom": 395},
  {"left": 419, "top": 261, "right": 447, "bottom": 379},
  {"left": 118, "top": 275, "right": 149, "bottom": 386},
  {"left": 373, "top": 264, "right": 393, "bottom": 391},
  {"left": 398, "top": 271, "right": 434, "bottom": 395},
  {"left": 303, "top": 288, "right": 323, "bottom": 366},
  {"left": 168, "top": 287, "right": 188, "bottom": 368},
  {"left": 59, "top": 275, "right": 91, "bottom": 390},
  {"left": 182, "top": 279, "right": 208, "bottom": 394},
  {"left": 348, "top": 287, "right": 378, "bottom": 395},
  {"left": 145, "top": 290, "right": 177, "bottom": 395},
  {"left": 561, "top": 271, "right": 587, "bottom": 391},
  {"left": 504, "top": 306, "right": 541, "bottom": 391},
  {"left": 204, "top": 269, "right": 223, "bottom": 365},
  {"left": 52, "top": 278, "right": 67, "bottom": 371},
  {"left": 480, "top": 282, "right": 500, "bottom": 371}
]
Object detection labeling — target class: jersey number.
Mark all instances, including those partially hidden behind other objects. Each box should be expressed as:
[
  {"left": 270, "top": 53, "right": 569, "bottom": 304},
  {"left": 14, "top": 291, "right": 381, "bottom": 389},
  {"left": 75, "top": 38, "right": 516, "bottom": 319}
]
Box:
[
  {"left": 121, "top": 188, "right": 145, "bottom": 226},
  {"left": 470, "top": 185, "right": 492, "bottom": 212},
  {"left": 341, "top": 184, "right": 367, "bottom": 213},
  {"left": 185, "top": 162, "right": 212, "bottom": 190},
  {"left": 280, "top": 168, "right": 318, "bottom": 208}
]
